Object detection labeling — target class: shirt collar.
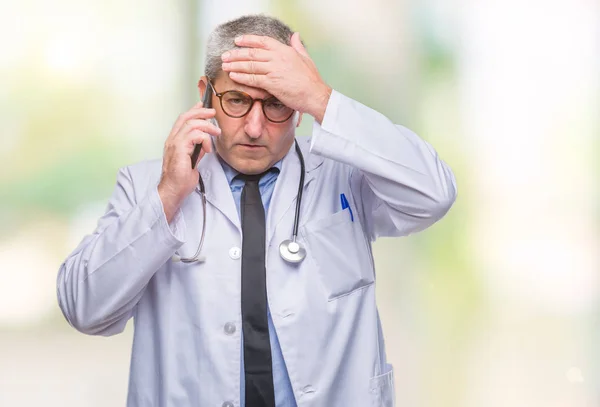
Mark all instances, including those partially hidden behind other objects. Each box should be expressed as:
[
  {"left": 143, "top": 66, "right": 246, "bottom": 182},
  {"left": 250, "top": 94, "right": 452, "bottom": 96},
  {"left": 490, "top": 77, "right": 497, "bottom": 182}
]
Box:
[{"left": 218, "top": 154, "right": 282, "bottom": 186}]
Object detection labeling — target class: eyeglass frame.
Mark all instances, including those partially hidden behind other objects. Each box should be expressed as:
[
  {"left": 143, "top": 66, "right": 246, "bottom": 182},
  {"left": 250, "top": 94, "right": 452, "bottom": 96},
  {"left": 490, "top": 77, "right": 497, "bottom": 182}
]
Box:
[{"left": 205, "top": 78, "right": 295, "bottom": 124}]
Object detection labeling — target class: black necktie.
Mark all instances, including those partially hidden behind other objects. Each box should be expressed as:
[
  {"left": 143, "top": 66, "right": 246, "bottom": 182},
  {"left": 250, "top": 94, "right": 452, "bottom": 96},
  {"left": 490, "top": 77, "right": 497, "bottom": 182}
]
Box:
[{"left": 238, "top": 172, "right": 275, "bottom": 407}]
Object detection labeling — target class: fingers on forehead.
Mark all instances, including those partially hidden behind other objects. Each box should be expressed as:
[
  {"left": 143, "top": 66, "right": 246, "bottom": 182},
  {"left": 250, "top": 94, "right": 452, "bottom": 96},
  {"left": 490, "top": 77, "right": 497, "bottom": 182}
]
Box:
[
  {"left": 230, "top": 47, "right": 269, "bottom": 60},
  {"left": 235, "top": 35, "right": 278, "bottom": 49}
]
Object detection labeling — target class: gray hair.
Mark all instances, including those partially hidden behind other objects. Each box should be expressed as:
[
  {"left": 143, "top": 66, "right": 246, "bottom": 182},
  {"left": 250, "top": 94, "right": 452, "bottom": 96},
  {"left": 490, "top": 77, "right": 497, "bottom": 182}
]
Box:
[{"left": 204, "top": 14, "right": 295, "bottom": 80}]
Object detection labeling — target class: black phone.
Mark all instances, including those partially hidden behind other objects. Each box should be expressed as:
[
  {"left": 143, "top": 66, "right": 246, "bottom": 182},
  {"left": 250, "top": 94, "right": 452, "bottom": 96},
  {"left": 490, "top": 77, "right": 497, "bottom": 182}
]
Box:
[{"left": 190, "top": 89, "right": 213, "bottom": 168}]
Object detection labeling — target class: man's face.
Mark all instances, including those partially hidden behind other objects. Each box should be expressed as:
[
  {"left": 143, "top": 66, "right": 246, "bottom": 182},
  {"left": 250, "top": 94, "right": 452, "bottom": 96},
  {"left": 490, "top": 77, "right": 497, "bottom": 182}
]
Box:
[{"left": 198, "top": 73, "right": 299, "bottom": 175}]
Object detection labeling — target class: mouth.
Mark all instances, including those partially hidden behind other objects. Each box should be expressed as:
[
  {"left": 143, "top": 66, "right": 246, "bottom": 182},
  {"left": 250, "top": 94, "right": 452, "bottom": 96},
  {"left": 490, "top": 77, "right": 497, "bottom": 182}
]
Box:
[{"left": 239, "top": 144, "right": 265, "bottom": 150}]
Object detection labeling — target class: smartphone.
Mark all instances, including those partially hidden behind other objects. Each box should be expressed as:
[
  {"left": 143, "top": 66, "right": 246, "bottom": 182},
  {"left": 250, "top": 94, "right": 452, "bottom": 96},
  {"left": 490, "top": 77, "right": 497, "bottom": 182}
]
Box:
[{"left": 190, "top": 89, "right": 213, "bottom": 168}]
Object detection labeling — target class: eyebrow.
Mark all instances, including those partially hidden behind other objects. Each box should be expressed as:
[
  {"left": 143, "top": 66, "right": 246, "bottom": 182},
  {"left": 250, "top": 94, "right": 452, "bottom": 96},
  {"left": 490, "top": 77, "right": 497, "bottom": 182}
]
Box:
[{"left": 222, "top": 84, "right": 273, "bottom": 99}]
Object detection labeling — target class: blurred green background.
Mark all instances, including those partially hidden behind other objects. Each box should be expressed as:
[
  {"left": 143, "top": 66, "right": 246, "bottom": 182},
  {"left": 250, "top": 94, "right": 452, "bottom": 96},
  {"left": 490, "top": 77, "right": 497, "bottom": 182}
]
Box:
[{"left": 0, "top": 0, "right": 598, "bottom": 406}]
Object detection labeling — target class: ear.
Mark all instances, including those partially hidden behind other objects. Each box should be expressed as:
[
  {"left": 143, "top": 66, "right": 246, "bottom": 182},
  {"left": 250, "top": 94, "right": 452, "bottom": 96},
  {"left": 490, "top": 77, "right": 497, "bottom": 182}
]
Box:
[
  {"left": 290, "top": 32, "right": 309, "bottom": 57},
  {"left": 296, "top": 112, "right": 303, "bottom": 128},
  {"left": 197, "top": 76, "right": 208, "bottom": 101}
]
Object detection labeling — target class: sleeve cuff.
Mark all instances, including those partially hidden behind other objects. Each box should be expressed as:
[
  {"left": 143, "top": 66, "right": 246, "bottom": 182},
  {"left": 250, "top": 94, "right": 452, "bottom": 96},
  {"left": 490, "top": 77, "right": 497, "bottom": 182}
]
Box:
[
  {"left": 149, "top": 185, "right": 186, "bottom": 245},
  {"left": 310, "top": 89, "right": 343, "bottom": 151}
]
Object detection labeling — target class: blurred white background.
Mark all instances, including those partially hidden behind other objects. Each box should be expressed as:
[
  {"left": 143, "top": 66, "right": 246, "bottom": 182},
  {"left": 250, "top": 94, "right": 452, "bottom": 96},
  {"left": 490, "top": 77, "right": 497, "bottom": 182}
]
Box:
[{"left": 0, "top": 0, "right": 598, "bottom": 406}]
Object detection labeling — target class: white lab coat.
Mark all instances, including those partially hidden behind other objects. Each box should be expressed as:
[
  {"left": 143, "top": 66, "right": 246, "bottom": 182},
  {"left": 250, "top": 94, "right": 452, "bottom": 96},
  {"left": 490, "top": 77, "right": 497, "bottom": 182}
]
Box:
[{"left": 57, "top": 89, "right": 456, "bottom": 407}]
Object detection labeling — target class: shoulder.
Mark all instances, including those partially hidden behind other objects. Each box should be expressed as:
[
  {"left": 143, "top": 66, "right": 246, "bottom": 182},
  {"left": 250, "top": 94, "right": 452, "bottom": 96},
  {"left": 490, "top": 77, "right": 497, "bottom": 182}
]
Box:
[
  {"left": 295, "top": 135, "right": 312, "bottom": 151},
  {"left": 122, "top": 158, "right": 163, "bottom": 181},
  {"left": 115, "top": 158, "right": 163, "bottom": 197},
  {"left": 295, "top": 135, "right": 349, "bottom": 179},
  {"left": 295, "top": 136, "right": 325, "bottom": 172}
]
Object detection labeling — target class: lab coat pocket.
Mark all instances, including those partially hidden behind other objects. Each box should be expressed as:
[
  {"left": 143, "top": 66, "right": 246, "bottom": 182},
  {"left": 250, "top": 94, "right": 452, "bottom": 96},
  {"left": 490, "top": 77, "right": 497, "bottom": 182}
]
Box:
[
  {"left": 370, "top": 364, "right": 395, "bottom": 407},
  {"left": 302, "top": 209, "right": 375, "bottom": 301}
]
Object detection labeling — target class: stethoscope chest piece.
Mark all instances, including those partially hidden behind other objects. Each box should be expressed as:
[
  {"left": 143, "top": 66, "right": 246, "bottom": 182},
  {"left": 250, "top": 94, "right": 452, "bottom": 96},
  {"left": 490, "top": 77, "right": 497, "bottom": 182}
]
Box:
[{"left": 279, "top": 239, "right": 306, "bottom": 264}]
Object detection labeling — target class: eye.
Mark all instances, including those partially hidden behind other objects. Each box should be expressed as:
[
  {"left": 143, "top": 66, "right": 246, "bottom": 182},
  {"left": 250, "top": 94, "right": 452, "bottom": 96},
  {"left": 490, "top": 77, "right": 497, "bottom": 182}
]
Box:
[
  {"left": 224, "top": 92, "right": 251, "bottom": 106},
  {"left": 266, "top": 100, "right": 286, "bottom": 110}
]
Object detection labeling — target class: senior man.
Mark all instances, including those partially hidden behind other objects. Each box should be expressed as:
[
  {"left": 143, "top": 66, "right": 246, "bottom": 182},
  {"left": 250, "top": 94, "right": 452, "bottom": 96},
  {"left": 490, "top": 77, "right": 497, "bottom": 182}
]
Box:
[{"left": 57, "top": 14, "right": 457, "bottom": 407}]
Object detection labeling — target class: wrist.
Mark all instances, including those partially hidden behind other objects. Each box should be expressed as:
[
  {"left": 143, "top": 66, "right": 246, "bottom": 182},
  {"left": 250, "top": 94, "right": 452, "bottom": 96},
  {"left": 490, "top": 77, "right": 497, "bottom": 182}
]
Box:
[
  {"left": 308, "top": 83, "right": 332, "bottom": 125},
  {"left": 157, "top": 182, "right": 184, "bottom": 223}
]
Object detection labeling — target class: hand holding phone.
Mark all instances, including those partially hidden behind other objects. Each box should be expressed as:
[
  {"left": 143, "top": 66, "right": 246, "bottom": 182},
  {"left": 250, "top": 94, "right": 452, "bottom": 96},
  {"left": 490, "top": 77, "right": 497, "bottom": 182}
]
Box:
[
  {"left": 190, "top": 88, "right": 214, "bottom": 168},
  {"left": 157, "top": 93, "right": 220, "bottom": 222}
]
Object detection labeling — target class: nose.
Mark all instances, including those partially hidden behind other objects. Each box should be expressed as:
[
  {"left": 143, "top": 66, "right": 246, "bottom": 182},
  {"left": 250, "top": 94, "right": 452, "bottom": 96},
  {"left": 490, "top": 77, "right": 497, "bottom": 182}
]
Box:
[{"left": 244, "top": 101, "right": 267, "bottom": 139}]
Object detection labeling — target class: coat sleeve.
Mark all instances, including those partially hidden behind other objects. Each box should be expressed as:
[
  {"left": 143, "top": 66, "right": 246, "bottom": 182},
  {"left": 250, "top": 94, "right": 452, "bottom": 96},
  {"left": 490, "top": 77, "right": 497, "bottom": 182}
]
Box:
[
  {"left": 309, "top": 90, "right": 457, "bottom": 240},
  {"left": 56, "top": 165, "right": 186, "bottom": 336}
]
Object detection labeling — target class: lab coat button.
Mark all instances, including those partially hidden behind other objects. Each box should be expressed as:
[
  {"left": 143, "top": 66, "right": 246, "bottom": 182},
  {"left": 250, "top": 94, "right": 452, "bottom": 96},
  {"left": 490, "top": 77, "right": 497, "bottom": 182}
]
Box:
[
  {"left": 224, "top": 322, "right": 236, "bottom": 335},
  {"left": 222, "top": 402, "right": 234, "bottom": 407},
  {"left": 229, "top": 247, "right": 241, "bottom": 260}
]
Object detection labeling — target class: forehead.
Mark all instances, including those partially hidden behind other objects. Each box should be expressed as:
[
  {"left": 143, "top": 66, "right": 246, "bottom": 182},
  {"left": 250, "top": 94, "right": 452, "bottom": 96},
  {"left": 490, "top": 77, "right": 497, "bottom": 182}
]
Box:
[{"left": 212, "top": 73, "right": 272, "bottom": 99}]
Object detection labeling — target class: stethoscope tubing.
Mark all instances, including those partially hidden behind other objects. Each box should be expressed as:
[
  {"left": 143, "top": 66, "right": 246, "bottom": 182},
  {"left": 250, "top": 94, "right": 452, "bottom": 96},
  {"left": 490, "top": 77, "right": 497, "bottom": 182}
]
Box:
[{"left": 173, "top": 139, "right": 305, "bottom": 263}]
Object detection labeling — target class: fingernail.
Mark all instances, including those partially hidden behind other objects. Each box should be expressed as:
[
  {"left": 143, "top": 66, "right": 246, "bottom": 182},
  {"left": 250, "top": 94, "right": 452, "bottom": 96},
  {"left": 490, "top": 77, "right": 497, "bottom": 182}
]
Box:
[
  {"left": 221, "top": 52, "right": 230, "bottom": 61},
  {"left": 221, "top": 62, "right": 230, "bottom": 70},
  {"left": 234, "top": 36, "right": 243, "bottom": 43}
]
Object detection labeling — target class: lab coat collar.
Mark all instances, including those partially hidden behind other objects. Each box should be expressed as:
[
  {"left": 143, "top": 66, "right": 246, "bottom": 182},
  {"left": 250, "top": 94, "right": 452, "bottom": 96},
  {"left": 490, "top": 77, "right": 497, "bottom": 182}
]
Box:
[
  {"left": 218, "top": 154, "right": 283, "bottom": 186},
  {"left": 196, "top": 137, "right": 324, "bottom": 238},
  {"left": 197, "top": 152, "right": 241, "bottom": 232},
  {"left": 266, "top": 137, "right": 323, "bottom": 245}
]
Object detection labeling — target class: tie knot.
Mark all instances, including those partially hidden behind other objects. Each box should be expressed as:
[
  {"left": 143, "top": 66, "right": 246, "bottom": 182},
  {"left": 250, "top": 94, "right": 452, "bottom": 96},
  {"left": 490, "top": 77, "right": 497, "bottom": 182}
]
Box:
[{"left": 235, "top": 168, "right": 277, "bottom": 184}]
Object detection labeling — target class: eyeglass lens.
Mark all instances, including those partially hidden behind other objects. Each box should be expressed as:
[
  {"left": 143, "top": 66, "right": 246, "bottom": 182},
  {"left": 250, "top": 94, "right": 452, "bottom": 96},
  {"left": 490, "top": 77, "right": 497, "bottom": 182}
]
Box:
[{"left": 220, "top": 91, "right": 293, "bottom": 122}]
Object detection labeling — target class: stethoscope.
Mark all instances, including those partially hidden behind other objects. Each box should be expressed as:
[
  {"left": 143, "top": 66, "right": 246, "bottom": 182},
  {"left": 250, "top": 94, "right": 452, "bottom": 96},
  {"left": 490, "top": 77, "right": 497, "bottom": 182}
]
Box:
[{"left": 172, "top": 139, "right": 306, "bottom": 264}]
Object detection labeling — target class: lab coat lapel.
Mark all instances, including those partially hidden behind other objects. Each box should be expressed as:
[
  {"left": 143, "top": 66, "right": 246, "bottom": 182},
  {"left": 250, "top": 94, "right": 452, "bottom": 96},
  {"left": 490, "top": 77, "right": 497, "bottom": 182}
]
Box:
[
  {"left": 197, "top": 152, "right": 241, "bottom": 232},
  {"left": 266, "top": 138, "right": 323, "bottom": 246}
]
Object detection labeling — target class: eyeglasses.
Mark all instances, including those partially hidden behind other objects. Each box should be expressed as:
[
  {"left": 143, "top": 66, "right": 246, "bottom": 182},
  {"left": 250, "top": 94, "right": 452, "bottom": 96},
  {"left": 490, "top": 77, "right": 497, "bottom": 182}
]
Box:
[{"left": 206, "top": 79, "right": 295, "bottom": 123}]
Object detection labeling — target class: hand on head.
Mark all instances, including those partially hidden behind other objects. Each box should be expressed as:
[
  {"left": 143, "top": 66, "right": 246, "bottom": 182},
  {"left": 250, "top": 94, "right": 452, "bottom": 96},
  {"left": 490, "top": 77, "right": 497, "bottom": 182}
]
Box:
[{"left": 221, "top": 32, "right": 332, "bottom": 124}]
